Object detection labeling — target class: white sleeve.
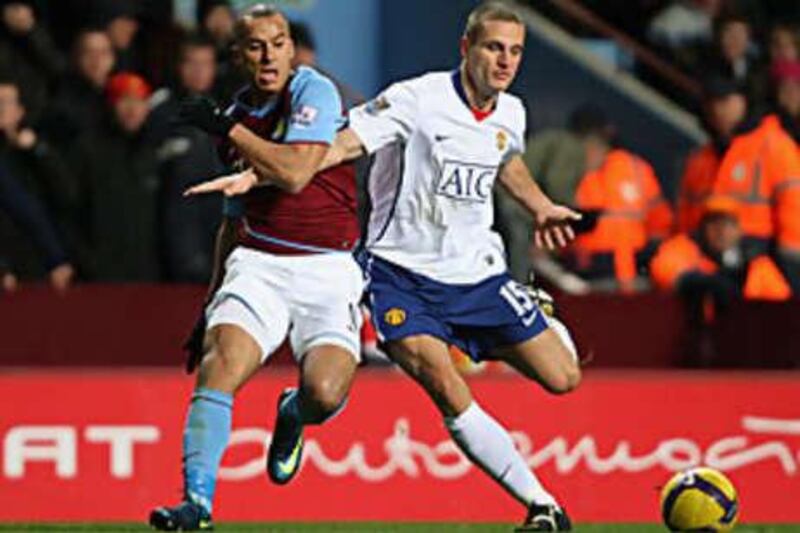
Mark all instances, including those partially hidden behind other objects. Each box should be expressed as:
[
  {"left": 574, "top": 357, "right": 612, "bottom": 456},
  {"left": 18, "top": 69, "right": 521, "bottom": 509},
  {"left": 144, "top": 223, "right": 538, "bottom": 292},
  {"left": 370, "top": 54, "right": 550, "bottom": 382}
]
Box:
[
  {"left": 348, "top": 81, "right": 419, "bottom": 154},
  {"left": 503, "top": 100, "right": 527, "bottom": 164}
]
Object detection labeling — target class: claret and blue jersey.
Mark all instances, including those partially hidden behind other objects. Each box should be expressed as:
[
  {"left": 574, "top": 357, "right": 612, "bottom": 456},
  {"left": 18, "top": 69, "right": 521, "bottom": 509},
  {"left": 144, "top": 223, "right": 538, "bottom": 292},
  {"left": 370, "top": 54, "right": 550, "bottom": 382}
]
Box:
[{"left": 221, "top": 65, "right": 359, "bottom": 255}]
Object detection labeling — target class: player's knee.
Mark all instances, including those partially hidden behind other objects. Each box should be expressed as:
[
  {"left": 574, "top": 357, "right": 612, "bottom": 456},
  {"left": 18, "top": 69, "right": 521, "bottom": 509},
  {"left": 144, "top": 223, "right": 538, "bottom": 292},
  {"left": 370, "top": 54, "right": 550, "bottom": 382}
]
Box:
[
  {"left": 544, "top": 362, "right": 581, "bottom": 395},
  {"left": 303, "top": 376, "right": 347, "bottom": 416},
  {"left": 198, "top": 345, "right": 252, "bottom": 392},
  {"left": 423, "top": 365, "right": 470, "bottom": 413}
]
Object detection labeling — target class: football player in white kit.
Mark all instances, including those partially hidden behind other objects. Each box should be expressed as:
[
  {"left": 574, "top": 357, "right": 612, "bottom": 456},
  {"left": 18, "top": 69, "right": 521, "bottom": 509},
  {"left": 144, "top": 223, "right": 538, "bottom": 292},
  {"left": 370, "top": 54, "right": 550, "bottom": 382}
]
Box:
[{"left": 188, "top": 2, "right": 581, "bottom": 530}]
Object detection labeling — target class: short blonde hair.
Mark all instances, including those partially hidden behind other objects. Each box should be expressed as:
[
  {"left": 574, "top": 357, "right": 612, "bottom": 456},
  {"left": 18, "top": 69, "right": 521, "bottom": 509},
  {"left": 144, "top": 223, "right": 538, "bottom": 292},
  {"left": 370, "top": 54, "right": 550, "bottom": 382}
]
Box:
[{"left": 463, "top": 1, "right": 524, "bottom": 44}]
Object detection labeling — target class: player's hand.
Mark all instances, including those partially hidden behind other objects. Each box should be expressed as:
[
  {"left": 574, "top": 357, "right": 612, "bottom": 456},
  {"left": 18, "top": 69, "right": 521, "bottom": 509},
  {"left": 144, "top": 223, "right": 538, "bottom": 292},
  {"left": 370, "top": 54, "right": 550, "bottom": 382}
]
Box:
[
  {"left": 177, "top": 95, "right": 236, "bottom": 137},
  {"left": 533, "top": 203, "right": 582, "bottom": 250},
  {"left": 49, "top": 263, "right": 74, "bottom": 293},
  {"left": 184, "top": 169, "right": 258, "bottom": 197}
]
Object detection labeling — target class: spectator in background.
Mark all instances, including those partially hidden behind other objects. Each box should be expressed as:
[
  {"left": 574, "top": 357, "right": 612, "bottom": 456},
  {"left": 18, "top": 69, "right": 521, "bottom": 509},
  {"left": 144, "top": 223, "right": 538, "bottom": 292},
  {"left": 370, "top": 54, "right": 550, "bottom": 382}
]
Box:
[
  {"left": 0, "top": 75, "right": 75, "bottom": 283},
  {"left": 698, "top": 11, "right": 764, "bottom": 107},
  {"left": 677, "top": 77, "right": 750, "bottom": 232},
  {"left": 647, "top": 0, "right": 722, "bottom": 73},
  {"left": 767, "top": 23, "right": 800, "bottom": 64},
  {"left": 771, "top": 60, "right": 800, "bottom": 142},
  {"left": 41, "top": 28, "right": 115, "bottom": 148},
  {"left": 150, "top": 34, "right": 223, "bottom": 283},
  {"left": 69, "top": 72, "right": 161, "bottom": 281},
  {"left": 567, "top": 126, "right": 673, "bottom": 292},
  {"left": 495, "top": 103, "right": 614, "bottom": 290},
  {"left": 651, "top": 197, "right": 791, "bottom": 302},
  {"left": 0, "top": 163, "right": 74, "bottom": 292},
  {"left": 92, "top": 0, "right": 140, "bottom": 73},
  {"left": 198, "top": 0, "right": 241, "bottom": 101},
  {"left": 712, "top": 80, "right": 800, "bottom": 291},
  {"left": 0, "top": 1, "right": 65, "bottom": 123}
]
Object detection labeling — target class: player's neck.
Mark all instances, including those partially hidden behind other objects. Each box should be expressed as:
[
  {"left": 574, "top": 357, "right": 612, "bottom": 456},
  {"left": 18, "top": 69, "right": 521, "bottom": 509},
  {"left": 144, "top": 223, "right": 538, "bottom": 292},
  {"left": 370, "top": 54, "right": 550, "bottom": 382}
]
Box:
[
  {"left": 460, "top": 67, "right": 497, "bottom": 113},
  {"left": 248, "top": 87, "right": 281, "bottom": 108}
]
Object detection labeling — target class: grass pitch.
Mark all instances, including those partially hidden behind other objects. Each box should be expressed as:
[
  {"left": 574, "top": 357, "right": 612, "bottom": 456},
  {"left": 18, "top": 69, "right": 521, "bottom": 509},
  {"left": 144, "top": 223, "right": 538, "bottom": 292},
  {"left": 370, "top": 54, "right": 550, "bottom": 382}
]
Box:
[{"left": 1, "top": 524, "right": 798, "bottom": 532}]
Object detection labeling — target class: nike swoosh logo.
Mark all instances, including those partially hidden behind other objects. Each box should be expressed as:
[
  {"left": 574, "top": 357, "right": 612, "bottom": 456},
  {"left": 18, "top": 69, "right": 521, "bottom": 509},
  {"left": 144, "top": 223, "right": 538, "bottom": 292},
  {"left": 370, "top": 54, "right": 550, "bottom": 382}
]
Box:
[
  {"left": 434, "top": 134, "right": 450, "bottom": 142},
  {"left": 277, "top": 436, "right": 303, "bottom": 475},
  {"left": 522, "top": 311, "right": 539, "bottom": 327}
]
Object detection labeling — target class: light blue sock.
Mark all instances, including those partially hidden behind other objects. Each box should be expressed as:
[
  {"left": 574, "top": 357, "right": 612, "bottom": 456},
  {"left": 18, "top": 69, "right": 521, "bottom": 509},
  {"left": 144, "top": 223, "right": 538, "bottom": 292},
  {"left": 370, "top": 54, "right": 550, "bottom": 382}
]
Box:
[{"left": 182, "top": 387, "right": 233, "bottom": 513}]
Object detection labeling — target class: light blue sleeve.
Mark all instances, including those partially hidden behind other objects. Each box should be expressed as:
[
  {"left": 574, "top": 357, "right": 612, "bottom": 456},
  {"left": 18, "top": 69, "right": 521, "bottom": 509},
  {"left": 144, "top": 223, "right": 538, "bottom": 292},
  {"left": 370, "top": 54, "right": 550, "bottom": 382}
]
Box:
[{"left": 284, "top": 70, "right": 344, "bottom": 145}]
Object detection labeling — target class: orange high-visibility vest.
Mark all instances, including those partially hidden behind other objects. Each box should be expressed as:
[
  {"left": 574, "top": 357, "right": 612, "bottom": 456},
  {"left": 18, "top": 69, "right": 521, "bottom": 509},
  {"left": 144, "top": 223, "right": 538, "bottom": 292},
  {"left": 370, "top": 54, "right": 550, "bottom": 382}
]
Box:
[
  {"left": 650, "top": 234, "right": 717, "bottom": 290},
  {"left": 743, "top": 255, "right": 792, "bottom": 300},
  {"left": 573, "top": 149, "right": 673, "bottom": 285},
  {"left": 713, "top": 115, "right": 800, "bottom": 253},
  {"left": 677, "top": 144, "right": 721, "bottom": 232},
  {"left": 651, "top": 234, "right": 792, "bottom": 300}
]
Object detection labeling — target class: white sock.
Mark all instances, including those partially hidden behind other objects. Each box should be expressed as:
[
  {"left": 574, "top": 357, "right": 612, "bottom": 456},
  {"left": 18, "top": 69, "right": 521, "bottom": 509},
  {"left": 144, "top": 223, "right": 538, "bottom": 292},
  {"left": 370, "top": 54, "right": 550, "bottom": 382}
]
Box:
[{"left": 445, "top": 402, "right": 558, "bottom": 507}]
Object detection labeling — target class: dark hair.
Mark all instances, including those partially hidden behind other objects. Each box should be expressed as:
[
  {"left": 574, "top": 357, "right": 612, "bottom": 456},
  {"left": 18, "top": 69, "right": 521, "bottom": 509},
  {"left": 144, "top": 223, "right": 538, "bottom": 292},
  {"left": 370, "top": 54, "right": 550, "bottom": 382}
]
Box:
[
  {"left": 289, "top": 21, "right": 315, "bottom": 52},
  {"left": 179, "top": 32, "right": 216, "bottom": 61},
  {"left": 463, "top": 1, "right": 523, "bottom": 45},
  {"left": 0, "top": 72, "right": 20, "bottom": 91},
  {"left": 567, "top": 103, "right": 615, "bottom": 141},
  {"left": 713, "top": 11, "right": 750, "bottom": 38},
  {"left": 233, "top": 3, "right": 287, "bottom": 43}
]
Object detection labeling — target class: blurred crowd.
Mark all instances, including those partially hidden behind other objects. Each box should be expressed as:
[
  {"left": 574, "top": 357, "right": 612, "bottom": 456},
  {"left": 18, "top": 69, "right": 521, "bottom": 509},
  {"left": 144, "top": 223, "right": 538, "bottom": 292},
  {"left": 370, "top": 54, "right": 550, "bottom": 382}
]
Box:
[
  {"left": 2, "top": 0, "right": 800, "bottom": 315},
  {"left": 498, "top": 0, "right": 800, "bottom": 310},
  {"left": 0, "top": 0, "right": 331, "bottom": 291}
]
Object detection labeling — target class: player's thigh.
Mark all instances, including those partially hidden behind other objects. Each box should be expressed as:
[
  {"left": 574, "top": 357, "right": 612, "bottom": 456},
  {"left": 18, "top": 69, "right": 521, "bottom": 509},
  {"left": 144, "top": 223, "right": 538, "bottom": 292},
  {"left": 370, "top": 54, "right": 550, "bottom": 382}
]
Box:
[
  {"left": 288, "top": 253, "right": 364, "bottom": 364},
  {"left": 493, "top": 325, "right": 581, "bottom": 395},
  {"left": 205, "top": 248, "right": 292, "bottom": 365},
  {"left": 386, "top": 334, "right": 472, "bottom": 417},
  {"left": 299, "top": 344, "right": 359, "bottom": 412}
]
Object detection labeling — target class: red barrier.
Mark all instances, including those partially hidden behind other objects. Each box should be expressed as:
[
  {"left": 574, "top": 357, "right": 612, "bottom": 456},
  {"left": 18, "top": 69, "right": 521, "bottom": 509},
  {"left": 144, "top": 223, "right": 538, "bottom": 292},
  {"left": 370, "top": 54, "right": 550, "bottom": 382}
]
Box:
[
  {"left": 1, "top": 369, "right": 799, "bottom": 523},
  {"left": 3, "top": 285, "right": 799, "bottom": 367}
]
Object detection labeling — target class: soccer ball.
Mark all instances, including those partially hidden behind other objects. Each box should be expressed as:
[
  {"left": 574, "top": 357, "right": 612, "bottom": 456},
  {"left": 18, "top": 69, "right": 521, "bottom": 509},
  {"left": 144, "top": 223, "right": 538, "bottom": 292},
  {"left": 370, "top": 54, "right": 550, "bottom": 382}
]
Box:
[{"left": 660, "top": 467, "right": 739, "bottom": 532}]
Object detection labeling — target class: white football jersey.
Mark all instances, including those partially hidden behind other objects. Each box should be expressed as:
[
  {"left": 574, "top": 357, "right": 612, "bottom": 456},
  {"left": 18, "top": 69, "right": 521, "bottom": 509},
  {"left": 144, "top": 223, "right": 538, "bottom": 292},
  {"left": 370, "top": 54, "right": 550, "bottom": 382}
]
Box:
[{"left": 349, "top": 70, "right": 526, "bottom": 284}]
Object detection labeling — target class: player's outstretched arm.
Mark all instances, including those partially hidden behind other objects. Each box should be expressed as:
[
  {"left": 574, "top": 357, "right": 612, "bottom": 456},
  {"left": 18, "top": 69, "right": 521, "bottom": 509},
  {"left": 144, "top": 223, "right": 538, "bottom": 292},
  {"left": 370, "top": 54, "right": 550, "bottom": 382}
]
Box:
[
  {"left": 178, "top": 96, "right": 328, "bottom": 194},
  {"left": 228, "top": 124, "right": 328, "bottom": 193},
  {"left": 499, "top": 155, "right": 582, "bottom": 250},
  {"left": 318, "top": 128, "right": 366, "bottom": 171}
]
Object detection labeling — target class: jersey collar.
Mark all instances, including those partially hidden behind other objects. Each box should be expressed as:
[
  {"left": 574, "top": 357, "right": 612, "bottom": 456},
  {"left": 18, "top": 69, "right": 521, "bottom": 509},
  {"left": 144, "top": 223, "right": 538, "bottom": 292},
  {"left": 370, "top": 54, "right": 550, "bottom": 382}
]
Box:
[{"left": 451, "top": 69, "right": 496, "bottom": 122}]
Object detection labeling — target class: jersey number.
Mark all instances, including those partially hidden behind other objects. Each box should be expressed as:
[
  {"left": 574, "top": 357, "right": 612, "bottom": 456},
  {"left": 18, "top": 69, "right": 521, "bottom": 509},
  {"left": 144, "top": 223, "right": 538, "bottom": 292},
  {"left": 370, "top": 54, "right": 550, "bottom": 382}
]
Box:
[{"left": 499, "top": 281, "right": 539, "bottom": 327}]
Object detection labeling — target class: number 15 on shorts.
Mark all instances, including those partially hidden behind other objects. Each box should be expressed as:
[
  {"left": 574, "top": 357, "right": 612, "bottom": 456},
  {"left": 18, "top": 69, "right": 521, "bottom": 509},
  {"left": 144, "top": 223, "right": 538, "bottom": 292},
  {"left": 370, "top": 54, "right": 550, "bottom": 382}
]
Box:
[{"left": 499, "top": 280, "right": 538, "bottom": 326}]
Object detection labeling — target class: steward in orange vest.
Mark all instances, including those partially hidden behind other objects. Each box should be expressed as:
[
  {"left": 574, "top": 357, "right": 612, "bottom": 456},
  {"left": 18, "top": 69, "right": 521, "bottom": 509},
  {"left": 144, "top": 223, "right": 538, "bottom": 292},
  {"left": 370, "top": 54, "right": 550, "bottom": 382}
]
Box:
[
  {"left": 713, "top": 114, "right": 800, "bottom": 255},
  {"left": 570, "top": 148, "right": 673, "bottom": 290},
  {"left": 677, "top": 78, "right": 749, "bottom": 232},
  {"left": 651, "top": 197, "right": 791, "bottom": 301}
]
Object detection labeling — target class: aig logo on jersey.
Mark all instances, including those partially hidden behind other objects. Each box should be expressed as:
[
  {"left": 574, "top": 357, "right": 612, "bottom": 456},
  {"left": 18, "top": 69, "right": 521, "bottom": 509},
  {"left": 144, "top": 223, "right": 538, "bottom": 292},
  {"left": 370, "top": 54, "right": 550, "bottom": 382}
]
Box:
[{"left": 436, "top": 161, "right": 498, "bottom": 203}]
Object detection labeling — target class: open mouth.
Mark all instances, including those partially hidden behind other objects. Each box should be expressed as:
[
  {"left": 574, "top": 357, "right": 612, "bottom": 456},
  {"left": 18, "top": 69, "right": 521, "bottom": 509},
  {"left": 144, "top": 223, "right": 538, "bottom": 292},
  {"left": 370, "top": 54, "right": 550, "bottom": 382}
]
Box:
[{"left": 258, "top": 68, "right": 279, "bottom": 83}]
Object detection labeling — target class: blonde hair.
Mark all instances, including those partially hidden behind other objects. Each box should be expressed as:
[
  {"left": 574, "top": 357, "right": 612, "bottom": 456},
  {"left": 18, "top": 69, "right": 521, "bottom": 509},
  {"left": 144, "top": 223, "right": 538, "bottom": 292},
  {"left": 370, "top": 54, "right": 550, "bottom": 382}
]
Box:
[{"left": 463, "top": 1, "right": 524, "bottom": 44}]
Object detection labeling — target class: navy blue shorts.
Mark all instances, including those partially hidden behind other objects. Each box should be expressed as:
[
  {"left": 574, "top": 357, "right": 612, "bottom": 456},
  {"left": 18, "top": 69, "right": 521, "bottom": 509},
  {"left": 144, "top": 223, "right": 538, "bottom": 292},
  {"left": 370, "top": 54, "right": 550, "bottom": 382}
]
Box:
[{"left": 363, "top": 254, "right": 548, "bottom": 362}]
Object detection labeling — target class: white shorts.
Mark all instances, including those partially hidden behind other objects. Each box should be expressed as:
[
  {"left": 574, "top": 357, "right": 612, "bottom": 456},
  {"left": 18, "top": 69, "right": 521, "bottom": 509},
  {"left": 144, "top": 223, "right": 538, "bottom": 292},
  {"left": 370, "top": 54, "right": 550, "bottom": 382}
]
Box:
[{"left": 206, "top": 247, "right": 364, "bottom": 363}]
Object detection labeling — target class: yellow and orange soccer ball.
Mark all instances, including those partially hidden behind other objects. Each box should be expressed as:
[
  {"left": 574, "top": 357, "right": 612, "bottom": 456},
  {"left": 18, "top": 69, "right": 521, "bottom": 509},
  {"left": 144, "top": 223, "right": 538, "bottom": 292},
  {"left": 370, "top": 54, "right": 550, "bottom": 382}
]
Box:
[{"left": 660, "top": 467, "right": 739, "bottom": 531}]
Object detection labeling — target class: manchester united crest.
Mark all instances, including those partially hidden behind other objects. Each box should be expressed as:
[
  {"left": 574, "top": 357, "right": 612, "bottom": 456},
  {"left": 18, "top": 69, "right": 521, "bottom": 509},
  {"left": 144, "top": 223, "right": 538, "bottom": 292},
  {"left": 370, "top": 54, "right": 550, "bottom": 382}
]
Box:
[
  {"left": 496, "top": 130, "right": 507, "bottom": 151},
  {"left": 384, "top": 308, "right": 406, "bottom": 326}
]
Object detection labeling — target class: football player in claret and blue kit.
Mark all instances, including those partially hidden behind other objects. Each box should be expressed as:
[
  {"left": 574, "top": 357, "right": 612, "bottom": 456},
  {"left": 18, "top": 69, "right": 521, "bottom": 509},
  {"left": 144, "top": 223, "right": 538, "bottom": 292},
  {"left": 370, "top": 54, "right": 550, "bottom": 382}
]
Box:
[
  {"left": 189, "top": 2, "right": 583, "bottom": 531},
  {"left": 149, "top": 4, "right": 362, "bottom": 531}
]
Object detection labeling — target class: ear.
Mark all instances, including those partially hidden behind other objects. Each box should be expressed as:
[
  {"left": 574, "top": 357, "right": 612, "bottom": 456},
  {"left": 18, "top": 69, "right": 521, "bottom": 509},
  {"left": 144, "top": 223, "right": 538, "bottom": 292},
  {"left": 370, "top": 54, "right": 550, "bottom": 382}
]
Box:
[{"left": 459, "top": 36, "right": 469, "bottom": 59}]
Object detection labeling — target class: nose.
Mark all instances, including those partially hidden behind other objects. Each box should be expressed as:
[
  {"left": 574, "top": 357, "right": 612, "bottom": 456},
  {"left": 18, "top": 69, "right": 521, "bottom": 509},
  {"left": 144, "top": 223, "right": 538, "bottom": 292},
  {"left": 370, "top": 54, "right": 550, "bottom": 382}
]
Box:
[{"left": 497, "top": 51, "right": 509, "bottom": 68}]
